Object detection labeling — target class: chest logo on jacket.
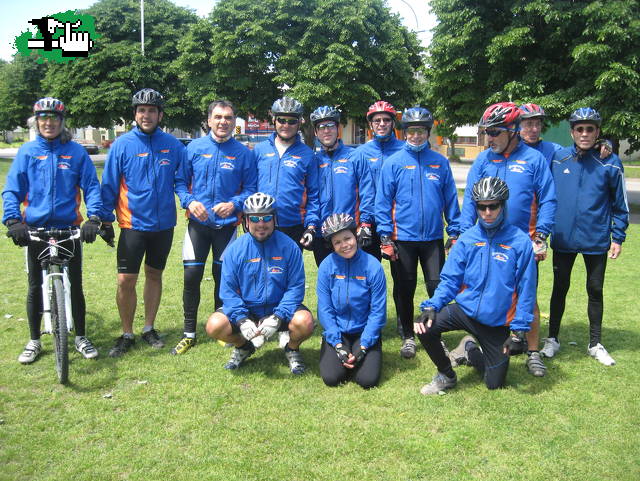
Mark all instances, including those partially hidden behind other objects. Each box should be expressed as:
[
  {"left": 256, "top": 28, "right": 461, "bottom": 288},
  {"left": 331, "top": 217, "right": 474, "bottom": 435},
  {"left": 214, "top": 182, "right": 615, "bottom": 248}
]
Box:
[
  {"left": 220, "top": 162, "right": 234, "bottom": 170},
  {"left": 334, "top": 166, "right": 348, "bottom": 174},
  {"left": 57, "top": 162, "right": 71, "bottom": 170},
  {"left": 492, "top": 252, "right": 509, "bottom": 262},
  {"left": 508, "top": 164, "right": 525, "bottom": 174},
  {"left": 283, "top": 160, "right": 298, "bottom": 168},
  {"left": 426, "top": 173, "right": 440, "bottom": 181},
  {"left": 159, "top": 159, "right": 171, "bottom": 166}
]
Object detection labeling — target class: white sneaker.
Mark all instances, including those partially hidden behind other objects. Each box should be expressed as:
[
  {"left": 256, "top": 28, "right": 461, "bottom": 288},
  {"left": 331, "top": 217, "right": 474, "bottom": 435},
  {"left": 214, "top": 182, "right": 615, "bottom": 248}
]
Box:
[
  {"left": 18, "top": 340, "right": 42, "bottom": 364},
  {"left": 75, "top": 336, "right": 99, "bottom": 359},
  {"left": 587, "top": 343, "right": 616, "bottom": 366},
  {"left": 540, "top": 337, "right": 560, "bottom": 358}
]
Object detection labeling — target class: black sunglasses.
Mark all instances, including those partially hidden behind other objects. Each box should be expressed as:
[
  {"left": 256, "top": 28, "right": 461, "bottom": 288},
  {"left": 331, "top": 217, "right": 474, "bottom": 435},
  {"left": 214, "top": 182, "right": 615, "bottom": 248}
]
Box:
[
  {"left": 574, "top": 125, "right": 596, "bottom": 134},
  {"left": 484, "top": 129, "right": 507, "bottom": 137},
  {"left": 276, "top": 117, "right": 299, "bottom": 125},
  {"left": 476, "top": 202, "right": 501, "bottom": 212}
]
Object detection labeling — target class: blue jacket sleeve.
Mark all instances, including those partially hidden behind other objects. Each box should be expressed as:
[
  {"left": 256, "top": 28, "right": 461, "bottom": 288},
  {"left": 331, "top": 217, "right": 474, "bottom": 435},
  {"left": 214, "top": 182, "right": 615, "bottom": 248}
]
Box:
[
  {"left": 273, "top": 242, "right": 306, "bottom": 321},
  {"left": 609, "top": 160, "right": 629, "bottom": 244},
  {"left": 510, "top": 241, "right": 536, "bottom": 331},
  {"left": 2, "top": 150, "right": 28, "bottom": 223},
  {"left": 354, "top": 154, "right": 375, "bottom": 224},
  {"left": 359, "top": 262, "right": 387, "bottom": 349},
  {"left": 230, "top": 149, "right": 257, "bottom": 213},
  {"left": 316, "top": 260, "right": 342, "bottom": 347},
  {"left": 533, "top": 158, "right": 556, "bottom": 236},
  {"left": 375, "top": 160, "right": 396, "bottom": 237},
  {"left": 423, "top": 240, "right": 467, "bottom": 312},
  {"left": 303, "top": 155, "right": 320, "bottom": 228},
  {"left": 442, "top": 162, "right": 461, "bottom": 236},
  {"left": 459, "top": 159, "right": 484, "bottom": 234},
  {"left": 220, "top": 248, "right": 250, "bottom": 325},
  {"left": 100, "top": 145, "right": 121, "bottom": 223},
  {"left": 78, "top": 150, "right": 103, "bottom": 218},
  {"left": 175, "top": 148, "right": 195, "bottom": 209}
]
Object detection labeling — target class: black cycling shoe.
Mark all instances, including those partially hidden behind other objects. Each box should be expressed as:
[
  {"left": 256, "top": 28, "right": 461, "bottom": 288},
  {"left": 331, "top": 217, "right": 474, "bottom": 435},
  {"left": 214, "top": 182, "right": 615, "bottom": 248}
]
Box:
[
  {"left": 109, "top": 335, "right": 135, "bottom": 358},
  {"left": 141, "top": 328, "right": 165, "bottom": 348}
]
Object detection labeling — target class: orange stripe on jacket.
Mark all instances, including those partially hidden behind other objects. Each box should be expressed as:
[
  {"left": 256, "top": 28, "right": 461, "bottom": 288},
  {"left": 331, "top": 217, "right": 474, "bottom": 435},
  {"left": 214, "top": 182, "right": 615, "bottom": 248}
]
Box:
[
  {"left": 391, "top": 200, "right": 398, "bottom": 240},
  {"left": 505, "top": 291, "right": 518, "bottom": 326},
  {"left": 528, "top": 193, "right": 538, "bottom": 238},
  {"left": 299, "top": 186, "right": 308, "bottom": 224},
  {"left": 74, "top": 187, "right": 83, "bottom": 225},
  {"left": 116, "top": 177, "right": 132, "bottom": 229},
  {"left": 354, "top": 186, "right": 361, "bottom": 225}
]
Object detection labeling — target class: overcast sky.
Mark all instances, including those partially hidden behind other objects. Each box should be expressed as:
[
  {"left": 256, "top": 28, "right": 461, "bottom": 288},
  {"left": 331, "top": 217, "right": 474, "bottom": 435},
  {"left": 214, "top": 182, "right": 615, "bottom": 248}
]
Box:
[{"left": 0, "top": 0, "right": 435, "bottom": 62}]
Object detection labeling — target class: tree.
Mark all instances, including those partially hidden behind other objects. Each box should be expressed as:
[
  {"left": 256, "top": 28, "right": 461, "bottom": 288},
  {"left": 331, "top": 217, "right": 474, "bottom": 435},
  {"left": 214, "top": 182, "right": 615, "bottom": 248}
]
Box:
[
  {"left": 175, "top": 0, "right": 423, "bottom": 142},
  {"left": 425, "top": 0, "right": 640, "bottom": 154},
  {"left": 0, "top": 55, "right": 47, "bottom": 135},
  {"left": 42, "top": 0, "right": 199, "bottom": 130}
]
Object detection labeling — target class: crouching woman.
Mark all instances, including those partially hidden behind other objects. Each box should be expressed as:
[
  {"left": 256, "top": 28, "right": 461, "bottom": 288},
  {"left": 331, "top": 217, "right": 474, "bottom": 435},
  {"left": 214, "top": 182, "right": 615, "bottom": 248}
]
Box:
[{"left": 317, "top": 213, "right": 387, "bottom": 388}]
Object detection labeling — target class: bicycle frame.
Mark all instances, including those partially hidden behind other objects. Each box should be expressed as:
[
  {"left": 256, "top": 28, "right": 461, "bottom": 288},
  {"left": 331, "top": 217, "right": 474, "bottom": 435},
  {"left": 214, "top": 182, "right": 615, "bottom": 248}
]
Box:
[{"left": 28, "top": 228, "right": 80, "bottom": 334}]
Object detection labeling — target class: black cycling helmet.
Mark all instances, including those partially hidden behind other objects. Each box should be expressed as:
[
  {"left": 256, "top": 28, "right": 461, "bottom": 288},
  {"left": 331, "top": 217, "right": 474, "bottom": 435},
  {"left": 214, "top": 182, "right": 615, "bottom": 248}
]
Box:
[
  {"left": 34, "top": 97, "right": 65, "bottom": 117},
  {"left": 310, "top": 106, "right": 340, "bottom": 127},
  {"left": 132, "top": 88, "right": 164, "bottom": 110},
  {"left": 243, "top": 192, "right": 276, "bottom": 215},
  {"left": 569, "top": 107, "right": 601, "bottom": 127},
  {"left": 471, "top": 177, "right": 509, "bottom": 203},
  {"left": 321, "top": 213, "right": 356, "bottom": 240},
  {"left": 271, "top": 97, "right": 304, "bottom": 118},
  {"left": 401, "top": 107, "right": 434, "bottom": 130}
]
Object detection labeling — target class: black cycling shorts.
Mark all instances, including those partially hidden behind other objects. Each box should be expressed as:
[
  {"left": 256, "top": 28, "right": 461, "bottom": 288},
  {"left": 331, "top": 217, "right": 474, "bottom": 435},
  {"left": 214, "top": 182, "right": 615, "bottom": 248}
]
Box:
[{"left": 117, "top": 228, "right": 174, "bottom": 274}]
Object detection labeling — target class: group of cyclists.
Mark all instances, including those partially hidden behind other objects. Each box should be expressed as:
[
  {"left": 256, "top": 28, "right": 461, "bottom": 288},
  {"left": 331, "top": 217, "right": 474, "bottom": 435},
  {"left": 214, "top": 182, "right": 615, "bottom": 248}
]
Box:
[{"left": 2, "top": 88, "right": 629, "bottom": 393}]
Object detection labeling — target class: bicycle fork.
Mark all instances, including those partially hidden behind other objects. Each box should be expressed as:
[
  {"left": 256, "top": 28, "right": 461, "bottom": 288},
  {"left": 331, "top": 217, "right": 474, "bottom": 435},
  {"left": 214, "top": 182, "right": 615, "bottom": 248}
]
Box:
[{"left": 41, "top": 265, "right": 74, "bottom": 334}]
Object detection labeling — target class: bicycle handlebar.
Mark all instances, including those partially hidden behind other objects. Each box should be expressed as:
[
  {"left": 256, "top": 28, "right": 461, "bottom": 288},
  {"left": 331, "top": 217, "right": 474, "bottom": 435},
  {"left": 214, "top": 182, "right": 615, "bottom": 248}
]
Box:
[{"left": 28, "top": 227, "right": 81, "bottom": 243}]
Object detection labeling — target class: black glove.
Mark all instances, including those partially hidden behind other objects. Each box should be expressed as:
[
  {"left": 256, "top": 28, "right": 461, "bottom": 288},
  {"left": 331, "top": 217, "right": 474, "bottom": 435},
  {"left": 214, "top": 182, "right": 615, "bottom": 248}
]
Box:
[
  {"left": 353, "top": 347, "right": 367, "bottom": 366},
  {"left": 81, "top": 216, "right": 101, "bottom": 243},
  {"left": 335, "top": 344, "right": 350, "bottom": 364},
  {"left": 503, "top": 330, "right": 527, "bottom": 355},
  {"left": 357, "top": 223, "right": 372, "bottom": 248},
  {"left": 416, "top": 306, "right": 436, "bottom": 327},
  {"left": 444, "top": 236, "right": 458, "bottom": 253},
  {"left": 6, "top": 219, "right": 29, "bottom": 247},
  {"left": 299, "top": 226, "right": 315, "bottom": 250},
  {"left": 100, "top": 223, "right": 116, "bottom": 247},
  {"left": 380, "top": 235, "right": 398, "bottom": 261}
]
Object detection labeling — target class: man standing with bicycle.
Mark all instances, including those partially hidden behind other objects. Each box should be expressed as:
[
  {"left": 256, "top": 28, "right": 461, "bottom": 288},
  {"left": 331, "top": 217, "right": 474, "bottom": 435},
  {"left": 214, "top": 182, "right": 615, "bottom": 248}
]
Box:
[
  {"left": 2, "top": 97, "right": 103, "bottom": 363},
  {"left": 101, "top": 89, "right": 186, "bottom": 357}
]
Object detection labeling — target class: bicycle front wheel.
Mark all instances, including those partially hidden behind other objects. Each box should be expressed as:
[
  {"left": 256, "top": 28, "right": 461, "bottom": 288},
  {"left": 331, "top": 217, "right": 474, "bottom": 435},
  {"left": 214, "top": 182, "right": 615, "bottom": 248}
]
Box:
[{"left": 50, "top": 266, "right": 69, "bottom": 384}]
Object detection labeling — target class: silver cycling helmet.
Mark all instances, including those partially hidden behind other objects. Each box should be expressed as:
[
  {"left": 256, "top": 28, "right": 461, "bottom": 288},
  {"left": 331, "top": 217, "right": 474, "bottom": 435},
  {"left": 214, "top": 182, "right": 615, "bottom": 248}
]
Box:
[
  {"left": 471, "top": 177, "right": 509, "bottom": 203},
  {"left": 243, "top": 192, "right": 276, "bottom": 215},
  {"left": 271, "top": 97, "right": 304, "bottom": 118},
  {"left": 321, "top": 213, "right": 356, "bottom": 240}
]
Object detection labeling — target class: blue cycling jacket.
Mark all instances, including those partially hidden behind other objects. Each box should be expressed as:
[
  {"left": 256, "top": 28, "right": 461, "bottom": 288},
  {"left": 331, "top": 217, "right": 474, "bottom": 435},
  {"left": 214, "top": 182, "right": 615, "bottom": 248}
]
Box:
[
  {"left": 316, "top": 140, "right": 375, "bottom": 225},
  {"left": 254, "top": 133, "right": 319, "bottom": 228},
  {"left": 2, "top": 135, "right": 102, "bottom": 227},
  {"left": 220, "top": 230, "right": 305, "bottom": 324},
  {"left": 460, "top": 141, "right": 556, "bottom": 237},
  {"left": 352, "top": 136, "right": 404, "bottom": 189},
  {"left": 527, "top": 139, "right": 561, "bottom": 169},
  {"left": 175, "top": 135, "right": 256, "bottom": 228},
  {"left": 317, "top": 249, "right": 387, "bottom": 349},
  {"left": 376, "top": 143, "right": 461, "bottom": 241},
  {"left": 551, "top": 146, "right": 629, "bottom": 254},
  {"left": 101, "top": 127, "right": 185, "bottom": 231},
  {"left": 422, "top": 221, "right": 536, "bottom": 331}
]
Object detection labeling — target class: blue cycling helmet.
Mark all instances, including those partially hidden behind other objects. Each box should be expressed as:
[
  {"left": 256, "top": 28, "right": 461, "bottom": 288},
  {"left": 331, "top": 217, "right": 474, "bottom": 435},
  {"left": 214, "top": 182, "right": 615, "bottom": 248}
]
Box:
[
  {"left": 569, "top": 107, "right": 601, "bottom": 127},
  {"left": 401, "top": 107, "right": 434, "bottom": 130}
]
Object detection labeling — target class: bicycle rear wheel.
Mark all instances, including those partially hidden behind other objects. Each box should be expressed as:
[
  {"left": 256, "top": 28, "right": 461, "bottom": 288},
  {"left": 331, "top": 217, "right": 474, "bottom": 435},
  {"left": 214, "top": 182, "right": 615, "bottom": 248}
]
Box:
[{"left": 50, "top": 266, "right": 69, "bottom": 384}]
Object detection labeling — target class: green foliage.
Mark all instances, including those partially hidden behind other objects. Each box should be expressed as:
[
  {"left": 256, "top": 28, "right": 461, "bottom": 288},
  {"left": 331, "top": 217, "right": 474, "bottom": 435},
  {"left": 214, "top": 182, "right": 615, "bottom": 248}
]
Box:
[
  {"left": 0, "top": 55, "right": 47, "bottom": 131},
  {"left": 174, "top": 0, "right": 422, "bottom": 140},
  {"left": 425, "top": 0, "right": 640, "bottom": 154},
  {"left": 42, "top": 0, "right": 200, "bottom": 130}
]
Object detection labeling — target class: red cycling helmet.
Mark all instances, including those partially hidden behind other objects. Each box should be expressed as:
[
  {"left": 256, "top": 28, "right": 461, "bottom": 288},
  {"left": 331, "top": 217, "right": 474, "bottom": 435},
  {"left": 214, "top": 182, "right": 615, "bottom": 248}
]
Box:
[
  {"left": 519, "top": 103, "right": 546, "bottom": 120},
  {"left": 479, "top": 102, "right": 521, "bottom": 129},
  {"left": 366, "top": 101, "right": 396, "bottom": 122}
]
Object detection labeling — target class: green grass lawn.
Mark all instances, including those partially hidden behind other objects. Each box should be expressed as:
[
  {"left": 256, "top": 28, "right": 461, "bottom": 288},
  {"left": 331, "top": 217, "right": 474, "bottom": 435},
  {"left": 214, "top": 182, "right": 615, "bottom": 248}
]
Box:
[{"left": 0, "top": 159, "right": 638, "bottom": 480}]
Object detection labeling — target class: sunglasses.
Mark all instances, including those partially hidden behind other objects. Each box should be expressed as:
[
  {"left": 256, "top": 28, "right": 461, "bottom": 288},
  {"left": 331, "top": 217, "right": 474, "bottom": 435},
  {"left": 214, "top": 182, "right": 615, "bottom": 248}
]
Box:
[
  {"left": 36, "top": 113, "right": 61, "bottom": 121},
  {"left": 371, "top": 118, "right": 392, "bottom": 124},
  {"left": 248, "top": 215, "right": 273, "bottom": 223},
  {"left": 406, "top": 127, "right": 427, "bottom": 135},
  {"left": 476, "top": 202, "right": 501, "bottom": 212},
  {"left": 574, "top": 125, "right": 596, "bottom": 134},
  {"left": 276, "top": 117, "right": 299, "bottom": 125},
  {"left": 317, "top": 122, "right": 336, "bottom": 130},
  {"left": 484, "top": 128, "right": 508, "bottom": 137}
]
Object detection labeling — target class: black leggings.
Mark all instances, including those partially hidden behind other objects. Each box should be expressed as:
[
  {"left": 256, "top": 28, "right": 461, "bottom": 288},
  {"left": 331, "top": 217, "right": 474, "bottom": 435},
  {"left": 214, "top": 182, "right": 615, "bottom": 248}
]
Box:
[
  {"left": 319, "top": 334, "right": 382, "bottom": 389},
  {"left": 549, "top": 251, "right": 607, "bottom": 346},
  {"left": 416, "top": 303, "right": 511, "bottom": 390},
  {"left": 390, "top": 240, "right": 444, "bottom": 338},
  {"left": 182, "top": 221, "right": 236, "bottom": 332},
  {"left": 27, "top": 239, "right": 85, "bottom": 340}
]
